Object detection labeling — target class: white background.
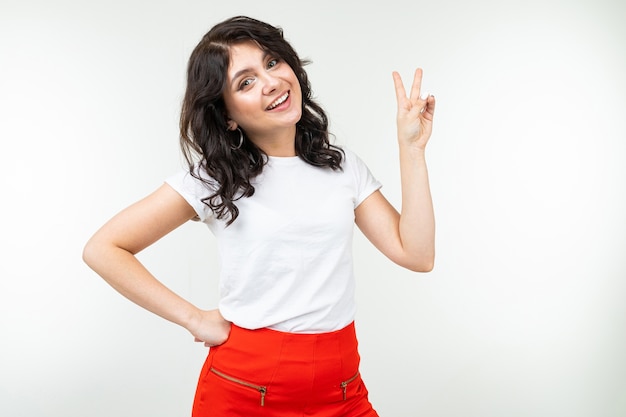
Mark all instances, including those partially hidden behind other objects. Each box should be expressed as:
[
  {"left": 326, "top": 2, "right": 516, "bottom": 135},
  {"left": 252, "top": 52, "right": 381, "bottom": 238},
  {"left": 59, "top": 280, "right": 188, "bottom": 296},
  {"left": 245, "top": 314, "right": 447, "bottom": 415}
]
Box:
[{"left": 1, "top": 0, "right": 625, "bottom": 416}]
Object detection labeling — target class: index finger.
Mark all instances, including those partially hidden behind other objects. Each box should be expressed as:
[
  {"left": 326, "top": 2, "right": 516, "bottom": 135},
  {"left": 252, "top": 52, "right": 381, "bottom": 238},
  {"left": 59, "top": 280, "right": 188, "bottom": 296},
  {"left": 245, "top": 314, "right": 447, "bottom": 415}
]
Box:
[{"left": 392, "top": 71, "right": 408, "bottom": 103}]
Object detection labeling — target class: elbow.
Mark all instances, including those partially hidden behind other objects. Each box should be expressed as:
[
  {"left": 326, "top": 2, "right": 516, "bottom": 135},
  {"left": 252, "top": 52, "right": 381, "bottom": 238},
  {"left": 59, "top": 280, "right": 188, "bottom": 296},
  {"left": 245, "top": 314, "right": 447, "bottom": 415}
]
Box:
[
  {"left": 82, "top": 236, "right": 108, "bottom": 272},
  {"left": 408, "top": 261, "right": 434, "bottom": 273},
  {"left": 403, "top": 252, "right": 435, "bottom": 273},
  {"left": 416, "top": 264, "right": 434, "bottom": 273},
  {"left": 82, "top": 238, "right": 98, "bottom": 270}
]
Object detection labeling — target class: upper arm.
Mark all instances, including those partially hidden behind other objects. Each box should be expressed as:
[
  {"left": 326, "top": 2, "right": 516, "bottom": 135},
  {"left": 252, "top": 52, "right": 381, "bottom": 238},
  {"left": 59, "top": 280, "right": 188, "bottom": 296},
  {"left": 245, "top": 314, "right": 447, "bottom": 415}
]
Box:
[
  {"left": 354, "top": 190, "right": 405, "bottom": 265},
  {"left": 85, "top": 183, "right": 198, "bottom": 256}
]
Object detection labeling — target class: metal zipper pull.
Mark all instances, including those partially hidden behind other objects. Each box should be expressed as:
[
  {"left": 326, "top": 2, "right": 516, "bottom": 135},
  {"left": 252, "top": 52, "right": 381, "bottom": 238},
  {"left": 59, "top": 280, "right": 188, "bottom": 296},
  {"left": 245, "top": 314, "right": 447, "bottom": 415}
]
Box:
[
  {"left": 259, "top": 386, "right": 267, "bottom": 406},
  {"left": 341, "top": 381, "right": 348, "bottom": 400},
  {"left": 340, "top": 372, "right": 360, "bottom": 401}
]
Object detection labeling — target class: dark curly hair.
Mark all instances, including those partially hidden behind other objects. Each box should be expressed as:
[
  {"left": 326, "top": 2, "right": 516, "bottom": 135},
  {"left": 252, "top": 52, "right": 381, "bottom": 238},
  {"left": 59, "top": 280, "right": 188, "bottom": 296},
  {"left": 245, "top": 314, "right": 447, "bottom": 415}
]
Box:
[{"left": 179, "top": 16, "right": 343, "bottom": 225}]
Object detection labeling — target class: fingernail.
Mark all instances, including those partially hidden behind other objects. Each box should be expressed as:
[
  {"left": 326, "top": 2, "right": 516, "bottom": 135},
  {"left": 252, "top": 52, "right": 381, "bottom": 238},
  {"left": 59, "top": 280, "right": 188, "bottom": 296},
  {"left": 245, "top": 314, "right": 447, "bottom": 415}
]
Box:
[{"left": 420, "top": 92, "right": 429, "bottom": 100}]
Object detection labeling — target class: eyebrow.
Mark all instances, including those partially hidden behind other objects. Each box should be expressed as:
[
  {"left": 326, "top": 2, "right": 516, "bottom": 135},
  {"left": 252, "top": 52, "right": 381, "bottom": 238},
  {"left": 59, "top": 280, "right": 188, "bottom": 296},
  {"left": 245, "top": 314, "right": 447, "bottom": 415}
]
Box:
[{"left": 229, "top": 50, "right": 272, "bottom": 87}]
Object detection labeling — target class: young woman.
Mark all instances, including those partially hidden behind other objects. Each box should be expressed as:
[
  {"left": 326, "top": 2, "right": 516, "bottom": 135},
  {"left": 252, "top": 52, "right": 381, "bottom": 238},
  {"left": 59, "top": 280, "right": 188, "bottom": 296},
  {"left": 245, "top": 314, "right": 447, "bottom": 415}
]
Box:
[{"left": 83, "top": 15, "right": 436, "bottom": 417}]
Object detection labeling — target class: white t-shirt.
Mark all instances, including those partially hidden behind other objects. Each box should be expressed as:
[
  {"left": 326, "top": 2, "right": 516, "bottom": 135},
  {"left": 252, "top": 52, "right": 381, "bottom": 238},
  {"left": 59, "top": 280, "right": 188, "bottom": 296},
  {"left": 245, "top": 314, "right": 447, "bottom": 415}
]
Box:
[{"left": 166, "top": 147, "right": 381, "bottom": 333}]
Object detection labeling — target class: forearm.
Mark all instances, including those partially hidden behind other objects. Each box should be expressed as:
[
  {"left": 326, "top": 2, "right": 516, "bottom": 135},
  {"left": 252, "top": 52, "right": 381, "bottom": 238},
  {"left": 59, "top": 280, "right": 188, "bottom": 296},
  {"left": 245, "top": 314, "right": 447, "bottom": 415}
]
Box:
[
  {"left": 83, "top": 242, "right": 201, "bottom": 330},
  {"left": 398, "top": 144, "right": 435, "bottom": 270}
]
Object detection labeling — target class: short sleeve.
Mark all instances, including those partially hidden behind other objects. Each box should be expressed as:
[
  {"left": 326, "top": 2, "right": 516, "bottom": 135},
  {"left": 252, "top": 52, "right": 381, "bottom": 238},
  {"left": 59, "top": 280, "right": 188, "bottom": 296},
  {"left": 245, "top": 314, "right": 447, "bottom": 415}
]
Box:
[
  {"left": 165, "top": 167, "right": 214, "bottom": 222},
  {"left": 343, "top": 148, "right": 383, "bottom": 208}
]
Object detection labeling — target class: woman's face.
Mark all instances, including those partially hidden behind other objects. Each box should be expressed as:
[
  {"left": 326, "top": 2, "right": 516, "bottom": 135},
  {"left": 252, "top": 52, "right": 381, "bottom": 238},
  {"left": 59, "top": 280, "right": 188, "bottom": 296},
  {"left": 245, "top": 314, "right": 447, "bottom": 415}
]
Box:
[{"left": 222, "top": 41, "right": 302, "bottom": 149}]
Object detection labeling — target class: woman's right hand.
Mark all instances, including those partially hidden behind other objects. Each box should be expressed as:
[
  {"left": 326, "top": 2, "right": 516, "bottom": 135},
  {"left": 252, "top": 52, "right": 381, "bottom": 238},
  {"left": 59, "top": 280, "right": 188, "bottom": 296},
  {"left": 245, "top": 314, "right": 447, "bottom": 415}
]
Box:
[{"left": 188, "top": 309, "right": 232, "bottom": 347}]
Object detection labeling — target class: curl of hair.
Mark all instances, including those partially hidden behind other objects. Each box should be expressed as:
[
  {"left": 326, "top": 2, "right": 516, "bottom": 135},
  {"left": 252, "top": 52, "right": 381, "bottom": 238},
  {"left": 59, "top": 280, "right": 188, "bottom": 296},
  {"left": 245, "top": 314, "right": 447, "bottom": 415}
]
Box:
[{"left": 179, "top": 16, "right": 343, "bottom": 226}]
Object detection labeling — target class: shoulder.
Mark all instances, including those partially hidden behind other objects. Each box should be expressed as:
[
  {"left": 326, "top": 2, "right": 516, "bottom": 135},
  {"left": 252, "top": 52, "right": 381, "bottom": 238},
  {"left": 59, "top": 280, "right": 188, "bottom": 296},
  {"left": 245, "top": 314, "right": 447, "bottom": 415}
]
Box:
[
  {"left": 164, "top": 163, "right": 219, "bottom": 222},
  {"left": 337, "top": 146, "right": 370, "bottom": 170},
  {"left": 166, "top": 163, "right": 217, "bottom": 191}
]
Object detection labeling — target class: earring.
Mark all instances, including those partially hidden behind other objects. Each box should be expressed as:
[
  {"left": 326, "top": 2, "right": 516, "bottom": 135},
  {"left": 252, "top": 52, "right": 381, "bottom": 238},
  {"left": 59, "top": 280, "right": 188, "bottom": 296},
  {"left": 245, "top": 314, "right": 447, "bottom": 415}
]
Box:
[{"left": 231, "top": 127, "right": 244, "bottom": 150}]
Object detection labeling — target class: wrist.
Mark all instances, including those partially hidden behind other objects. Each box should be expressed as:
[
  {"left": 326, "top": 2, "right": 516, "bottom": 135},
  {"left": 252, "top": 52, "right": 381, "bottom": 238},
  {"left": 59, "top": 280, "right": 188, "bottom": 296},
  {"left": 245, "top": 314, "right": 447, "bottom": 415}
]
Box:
[
  {"left": 182, "top": 306, "right": 203, "bottom": 334},
  {"left": 398, "top": 142, "right": 427, "bottom": 159}
]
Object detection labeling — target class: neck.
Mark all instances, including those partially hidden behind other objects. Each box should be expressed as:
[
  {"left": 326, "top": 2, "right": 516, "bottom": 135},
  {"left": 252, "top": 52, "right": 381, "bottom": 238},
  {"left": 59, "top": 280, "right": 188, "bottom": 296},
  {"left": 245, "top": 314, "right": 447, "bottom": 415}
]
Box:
[{"left": 249, "top": 126, "right": 297, "bottom": 157}]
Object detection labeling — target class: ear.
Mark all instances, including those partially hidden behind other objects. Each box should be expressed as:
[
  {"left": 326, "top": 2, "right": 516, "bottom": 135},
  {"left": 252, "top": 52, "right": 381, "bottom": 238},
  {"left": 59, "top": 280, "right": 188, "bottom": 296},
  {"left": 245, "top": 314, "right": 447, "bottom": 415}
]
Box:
[{"left": 226, "top": 119, "right": 238, "bottom": 131}]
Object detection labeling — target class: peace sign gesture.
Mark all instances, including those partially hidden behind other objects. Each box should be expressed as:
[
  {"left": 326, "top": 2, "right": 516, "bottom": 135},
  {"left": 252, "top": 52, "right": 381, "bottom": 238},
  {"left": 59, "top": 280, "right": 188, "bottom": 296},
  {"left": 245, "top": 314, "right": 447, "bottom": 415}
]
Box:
[{"left": 392, "top": 68, "right": 436, "bottom": 150}]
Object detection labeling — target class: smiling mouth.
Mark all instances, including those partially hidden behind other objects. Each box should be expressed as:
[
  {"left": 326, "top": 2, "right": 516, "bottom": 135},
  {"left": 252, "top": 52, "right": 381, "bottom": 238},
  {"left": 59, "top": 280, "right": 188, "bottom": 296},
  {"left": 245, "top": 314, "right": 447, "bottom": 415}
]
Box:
[{"left": 266, "top": 92, "right": 289, "bottom": 110}]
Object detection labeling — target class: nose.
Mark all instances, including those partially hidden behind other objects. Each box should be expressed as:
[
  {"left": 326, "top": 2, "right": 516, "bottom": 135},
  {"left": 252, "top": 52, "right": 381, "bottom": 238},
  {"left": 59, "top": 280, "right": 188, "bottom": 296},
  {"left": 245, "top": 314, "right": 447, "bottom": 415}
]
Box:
[{"left": 261, "top": 72, "right": 280, "bottom": 95}]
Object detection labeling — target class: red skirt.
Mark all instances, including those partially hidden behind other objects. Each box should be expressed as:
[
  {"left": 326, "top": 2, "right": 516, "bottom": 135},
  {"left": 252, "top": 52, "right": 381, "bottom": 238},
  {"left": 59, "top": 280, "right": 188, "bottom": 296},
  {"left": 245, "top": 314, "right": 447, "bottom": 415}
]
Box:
[{"left": 192, "top": 321, "right": 379, "bottom": 417}]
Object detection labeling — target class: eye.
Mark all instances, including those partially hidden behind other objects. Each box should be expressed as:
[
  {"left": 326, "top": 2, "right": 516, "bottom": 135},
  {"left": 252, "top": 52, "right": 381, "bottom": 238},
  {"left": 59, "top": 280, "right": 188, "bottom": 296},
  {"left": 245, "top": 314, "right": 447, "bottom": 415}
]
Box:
[
  {"left": 238, "top": 78, "right": 254, "bottom": 90},
  {"left": 267, "top": 58, "right": 279, "bottom": 69}
]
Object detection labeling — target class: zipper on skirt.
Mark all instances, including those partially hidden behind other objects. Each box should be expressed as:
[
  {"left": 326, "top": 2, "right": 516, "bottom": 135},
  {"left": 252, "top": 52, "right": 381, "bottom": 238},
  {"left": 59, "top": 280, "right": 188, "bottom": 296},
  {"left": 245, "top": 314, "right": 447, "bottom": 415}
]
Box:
[
  {"left": 210, "top": 367, "right": 268, "bottom": 406},
  {"left": 340, "top": 371, "right": 360, "bottom": 400}
]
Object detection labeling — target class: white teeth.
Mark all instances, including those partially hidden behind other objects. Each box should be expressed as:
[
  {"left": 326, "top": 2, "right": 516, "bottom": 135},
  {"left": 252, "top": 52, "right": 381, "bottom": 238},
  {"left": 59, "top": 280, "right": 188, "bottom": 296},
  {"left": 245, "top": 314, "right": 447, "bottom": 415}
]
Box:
[{"left": 267, "top": 92, "right": 289, "bottom": 110}]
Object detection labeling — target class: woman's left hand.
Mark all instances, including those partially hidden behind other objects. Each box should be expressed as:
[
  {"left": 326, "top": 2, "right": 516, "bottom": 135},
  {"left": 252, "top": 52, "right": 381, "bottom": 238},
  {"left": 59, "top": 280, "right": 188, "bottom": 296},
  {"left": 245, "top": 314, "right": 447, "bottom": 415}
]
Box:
[{"left": 392, "top": 68, "right": 436, "bottom": 149}]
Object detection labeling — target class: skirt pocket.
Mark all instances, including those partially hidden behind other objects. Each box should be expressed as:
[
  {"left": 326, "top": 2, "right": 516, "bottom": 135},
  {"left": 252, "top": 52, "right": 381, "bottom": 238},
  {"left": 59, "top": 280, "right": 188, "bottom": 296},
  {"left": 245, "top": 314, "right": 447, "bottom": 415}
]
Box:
[{"left": 210, "top": 367, "right": 268, "bottom": 406}]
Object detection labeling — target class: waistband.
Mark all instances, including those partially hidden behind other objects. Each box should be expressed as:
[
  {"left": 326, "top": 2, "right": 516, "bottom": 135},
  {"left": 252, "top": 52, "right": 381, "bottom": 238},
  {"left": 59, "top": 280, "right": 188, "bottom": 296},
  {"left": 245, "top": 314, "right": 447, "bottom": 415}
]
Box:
[{"left": 204, "top": 321, "right": 361, "bottom": 405}]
